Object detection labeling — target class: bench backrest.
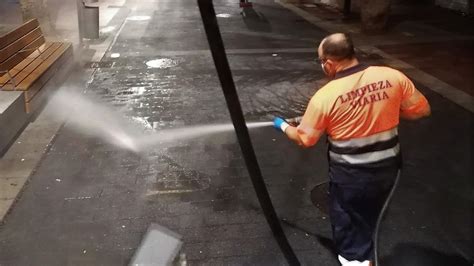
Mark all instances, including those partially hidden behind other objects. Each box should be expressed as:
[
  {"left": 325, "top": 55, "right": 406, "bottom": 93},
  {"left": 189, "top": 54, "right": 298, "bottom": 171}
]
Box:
[{"left": 0, "top": 19, "right": 46, "bottom": 73}]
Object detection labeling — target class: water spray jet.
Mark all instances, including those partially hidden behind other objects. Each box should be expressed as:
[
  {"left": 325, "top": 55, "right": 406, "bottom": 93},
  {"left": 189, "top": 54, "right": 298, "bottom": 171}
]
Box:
[{"left": 47, "top": 90, "right": 274, "bottom": 153}]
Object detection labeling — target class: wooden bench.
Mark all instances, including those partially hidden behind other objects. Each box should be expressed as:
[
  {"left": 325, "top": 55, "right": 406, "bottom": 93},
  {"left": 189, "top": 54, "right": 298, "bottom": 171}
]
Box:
[{"left": 0, "top": 19, "right": 72, "bottom": 113}]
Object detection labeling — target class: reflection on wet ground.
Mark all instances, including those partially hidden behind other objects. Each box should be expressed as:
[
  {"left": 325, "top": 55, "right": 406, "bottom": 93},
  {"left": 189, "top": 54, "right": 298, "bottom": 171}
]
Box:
[
  {"left": 145, "top": 58, "right": 182, "bottom": 69},
  {"left": 126, "top": 15, "right": 151, "bottom": 21}
]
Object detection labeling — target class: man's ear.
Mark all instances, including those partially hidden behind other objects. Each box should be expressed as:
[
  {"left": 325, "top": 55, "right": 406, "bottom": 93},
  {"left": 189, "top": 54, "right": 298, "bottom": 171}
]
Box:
[{"left": 325, "top": 59, "right": 335, "bottom": 68}]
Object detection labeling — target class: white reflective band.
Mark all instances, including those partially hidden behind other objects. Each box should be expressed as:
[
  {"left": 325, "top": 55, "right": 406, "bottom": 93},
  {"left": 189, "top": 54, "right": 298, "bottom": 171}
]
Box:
[
  {"left": 338, "top": 255, "right": 371, "bottom": 266},
  {"left": 280, "top": 122, "right": 290, "bottom": 132},
  {"left": 329, "top": 127, "right": 398, "bottom": 148},
  {"left": 329, "top": 144, "right": 400, "bottom": 164}
]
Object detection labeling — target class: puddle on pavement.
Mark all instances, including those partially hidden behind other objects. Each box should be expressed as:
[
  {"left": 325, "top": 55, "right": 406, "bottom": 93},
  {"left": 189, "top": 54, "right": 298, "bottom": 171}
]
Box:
[
  {"left": 146, "top": 58, "right": 181, "bottom": 69},
  {"left": 131, "top": 116, "right": 153, "bottom": 129},
  {"left": 110, "top": 53, "right": 121, "bottom": 58},
  {"left": 216, "top": 13, "right": 232, "bottom": 18},
  {"left": 126, "top": 15, "right": 151, "bottom": 21},
  {"left": 130, "top": 86, "right": 146, "bottom": 95}
]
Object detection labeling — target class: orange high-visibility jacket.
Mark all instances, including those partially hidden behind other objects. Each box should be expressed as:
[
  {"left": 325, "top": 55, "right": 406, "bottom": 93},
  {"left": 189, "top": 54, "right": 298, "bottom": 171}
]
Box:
[{"left": 297, "top": 64, "right": 429, "bottom": 146}]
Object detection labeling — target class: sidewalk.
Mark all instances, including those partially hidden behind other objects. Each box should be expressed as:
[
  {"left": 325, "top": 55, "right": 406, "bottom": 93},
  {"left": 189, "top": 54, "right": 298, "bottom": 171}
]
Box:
[
  {"left": 0, "top": 0, "right": 473, "bottom": 265},
  {"left": 0, "top": 0, "right": 132, "bottom": 222}
]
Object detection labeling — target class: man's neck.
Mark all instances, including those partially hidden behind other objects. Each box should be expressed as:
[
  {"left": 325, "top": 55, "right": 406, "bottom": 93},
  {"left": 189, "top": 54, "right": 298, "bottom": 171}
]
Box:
[{"left": 335, "top": 58, "right": 359, "bottom": 73}]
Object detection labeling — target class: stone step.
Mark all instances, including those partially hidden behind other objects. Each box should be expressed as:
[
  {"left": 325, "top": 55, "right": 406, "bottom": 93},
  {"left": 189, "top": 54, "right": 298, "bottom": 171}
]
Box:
[{"left": 0, "top": 91, "right": 28, "bottom": 156}]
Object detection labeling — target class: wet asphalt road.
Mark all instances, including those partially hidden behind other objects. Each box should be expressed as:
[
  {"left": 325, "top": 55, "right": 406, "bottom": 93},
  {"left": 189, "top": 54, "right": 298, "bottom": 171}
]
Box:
[{"left": 0, "top": 0, "right": 472, "bottom": 265}]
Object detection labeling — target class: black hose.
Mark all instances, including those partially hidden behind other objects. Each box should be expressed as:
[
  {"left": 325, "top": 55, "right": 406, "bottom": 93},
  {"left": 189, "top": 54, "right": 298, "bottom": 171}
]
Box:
[
  {"left": 343, "top": 0, "right": 351, "bottom": 17},
  {"left": 374, "top": 169, "right": 401, "bottom": 266},
  {"left": 197, "top": 1, "right": 300, "bottom": 265}
]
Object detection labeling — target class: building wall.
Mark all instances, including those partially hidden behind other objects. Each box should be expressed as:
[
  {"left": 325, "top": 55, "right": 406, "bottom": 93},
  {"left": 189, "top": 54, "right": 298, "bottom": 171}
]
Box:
[{"left": 0, "top": 0, "right": 23, "bottom": 26}]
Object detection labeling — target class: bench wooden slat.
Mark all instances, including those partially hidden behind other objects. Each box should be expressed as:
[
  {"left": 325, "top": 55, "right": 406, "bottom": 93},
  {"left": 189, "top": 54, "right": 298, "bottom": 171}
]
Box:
[
  {"left": 0, "top": 39, "right": 49, "bottom": 79},
  {"left": 1, "top": 42, "right": 62, "bottom": 90},
  {"left": 0, "top": 36, "right": 46, "bottom": 75},
  {"left": 25, "top": 45, "right": 73, "bottom": 113},
  {"left": 22, "top": 43, "right": 71, "bottom": 100},
  {"left": 0, "top": 41, "right": 51, "bottom": 83},
  {"left": 0, "top": 42, "right": 54, "bottom": 86},
  {"left": 0, "top": 19, "right": 39, "bottom": 50},
  {"left": 11, "top": 43, "right": 67, "bottom": 94},
  {"left": 22, "top": 43, "right": 72, "bottom": 104},
  {"left": 0, "top": 18, "right": 73, "bottom": 114},
  {"left": 11, "top": 39, "right": 50, "bottom": 70},
  {"left": 0, "top": 27, "right": 43, "bottom": 64},
  {"left": 16, "top": 35, "right": 46, "bottom": 60}
]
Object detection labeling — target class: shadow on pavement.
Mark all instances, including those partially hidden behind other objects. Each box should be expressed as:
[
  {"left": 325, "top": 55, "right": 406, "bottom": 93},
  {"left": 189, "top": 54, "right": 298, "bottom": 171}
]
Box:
[
  {"left": 381, "top": 243, "right": 472, "bottom": 266},
  {"left": 281, "top": 218, "right": 338, "bottom": 258},
  {"left": 241, "top": 6, "right": 272, "bottom": 32},
  {"left": 242, "top": 201, "right": 338, "bottom": 258}
]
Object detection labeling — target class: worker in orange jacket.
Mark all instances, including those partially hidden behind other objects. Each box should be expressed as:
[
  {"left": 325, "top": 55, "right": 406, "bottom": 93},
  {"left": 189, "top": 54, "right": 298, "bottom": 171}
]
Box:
[{"left": 273, "top": 33, "right": 430, "bottom": 266}]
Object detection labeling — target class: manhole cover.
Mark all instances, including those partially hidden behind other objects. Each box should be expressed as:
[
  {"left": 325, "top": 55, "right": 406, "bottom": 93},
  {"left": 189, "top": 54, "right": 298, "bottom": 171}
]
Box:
[{"left": 310, "top": 182, "right": 329, "bottom": 215}]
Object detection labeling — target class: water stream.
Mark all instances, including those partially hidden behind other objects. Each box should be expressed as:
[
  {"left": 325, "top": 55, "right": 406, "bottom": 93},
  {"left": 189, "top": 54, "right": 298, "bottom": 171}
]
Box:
[
  {"left": 135, "top": 121, "right": 273, "bottom": 150},
  {"left": 48, "top": 90, "right": 273, "bottom": 152}
]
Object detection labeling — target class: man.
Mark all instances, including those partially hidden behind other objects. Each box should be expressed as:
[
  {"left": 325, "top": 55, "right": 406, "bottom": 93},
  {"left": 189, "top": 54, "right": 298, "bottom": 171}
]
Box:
[{"left": 273, "top": 33, "right": 430, "bottom": 266}]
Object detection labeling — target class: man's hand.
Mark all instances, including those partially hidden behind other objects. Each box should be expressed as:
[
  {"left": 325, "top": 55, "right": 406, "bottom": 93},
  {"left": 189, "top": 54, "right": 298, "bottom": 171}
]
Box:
[
  {"left": 274, "top": 116, "right": 323, "bottom": 148},
  {"left": 284, "top": 126, "right": 304, "bottom": 146}
]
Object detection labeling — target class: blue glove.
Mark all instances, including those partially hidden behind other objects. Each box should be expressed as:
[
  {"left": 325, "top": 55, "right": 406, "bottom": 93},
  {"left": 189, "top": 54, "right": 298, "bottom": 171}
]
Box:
[{"left": 273, "top": 117, "right": 290, "bottom": 133}]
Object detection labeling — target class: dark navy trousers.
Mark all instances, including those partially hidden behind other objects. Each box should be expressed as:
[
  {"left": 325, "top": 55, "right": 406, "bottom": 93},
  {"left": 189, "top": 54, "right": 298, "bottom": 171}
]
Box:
[{"left": 328, "top": 157, "right": 400, "bottom": 261}]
